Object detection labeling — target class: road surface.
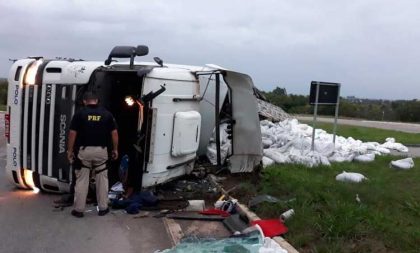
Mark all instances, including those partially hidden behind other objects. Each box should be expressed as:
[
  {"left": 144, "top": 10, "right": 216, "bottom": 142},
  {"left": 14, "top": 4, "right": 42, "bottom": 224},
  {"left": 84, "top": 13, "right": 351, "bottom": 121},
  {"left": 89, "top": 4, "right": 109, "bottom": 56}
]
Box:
[
  {"left": 0, "top": 115, "right": 172, "bottom": 253},
  {"left": 296, "top": 115, "right": 420, "bottom": 134}
]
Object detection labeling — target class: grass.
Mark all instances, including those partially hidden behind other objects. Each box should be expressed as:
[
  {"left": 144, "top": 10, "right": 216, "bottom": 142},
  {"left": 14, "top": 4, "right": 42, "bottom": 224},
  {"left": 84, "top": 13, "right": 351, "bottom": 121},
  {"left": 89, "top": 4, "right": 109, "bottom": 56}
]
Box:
[
  {"left": 254, "top": 156, "right": 420, "bottom": 253},
  {"left": 0, "top": 104, "right": 6, "bottom": 111},
  {"left": 301, "top": 120, "right": 420, "bottom": 145}
]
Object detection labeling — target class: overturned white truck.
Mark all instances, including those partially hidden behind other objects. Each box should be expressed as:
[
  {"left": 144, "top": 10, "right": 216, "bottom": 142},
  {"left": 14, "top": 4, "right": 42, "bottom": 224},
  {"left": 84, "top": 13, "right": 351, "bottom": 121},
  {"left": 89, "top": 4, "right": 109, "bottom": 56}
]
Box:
[{"left": 5, "top": 45, "right": 262, "bottom": 193}]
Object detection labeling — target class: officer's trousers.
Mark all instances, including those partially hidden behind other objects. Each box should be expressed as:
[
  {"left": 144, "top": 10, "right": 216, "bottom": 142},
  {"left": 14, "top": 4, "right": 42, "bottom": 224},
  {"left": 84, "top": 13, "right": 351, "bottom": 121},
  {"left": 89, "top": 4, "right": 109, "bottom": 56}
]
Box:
[{"left": 74, "top": 146, "right": 109, "bottom": 212}]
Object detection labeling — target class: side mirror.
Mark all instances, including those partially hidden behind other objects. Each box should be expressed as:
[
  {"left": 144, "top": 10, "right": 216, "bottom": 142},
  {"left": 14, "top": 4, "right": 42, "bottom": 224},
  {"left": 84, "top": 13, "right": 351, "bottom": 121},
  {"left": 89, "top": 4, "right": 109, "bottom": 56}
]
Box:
[
  {"left": 154, "top": 57, "right": 163, "bottom": 67},
  {"left": 136, "top": 45, "right": 149, "bottom": 56}
]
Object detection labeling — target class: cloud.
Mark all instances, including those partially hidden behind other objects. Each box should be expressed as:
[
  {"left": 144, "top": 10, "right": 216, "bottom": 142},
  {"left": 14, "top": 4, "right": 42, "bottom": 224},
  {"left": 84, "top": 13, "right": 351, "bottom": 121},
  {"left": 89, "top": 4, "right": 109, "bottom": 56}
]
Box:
[{"left": 1, "top": 0, "right": 420, "bottom": 99}]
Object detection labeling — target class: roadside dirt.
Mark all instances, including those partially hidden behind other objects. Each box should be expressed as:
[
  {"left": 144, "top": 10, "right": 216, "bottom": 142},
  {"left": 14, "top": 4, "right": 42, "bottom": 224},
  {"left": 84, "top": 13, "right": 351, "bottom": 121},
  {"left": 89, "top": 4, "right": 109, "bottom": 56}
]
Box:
[{"left": 215, "top": 171, "right": 261, "bottom": 204}]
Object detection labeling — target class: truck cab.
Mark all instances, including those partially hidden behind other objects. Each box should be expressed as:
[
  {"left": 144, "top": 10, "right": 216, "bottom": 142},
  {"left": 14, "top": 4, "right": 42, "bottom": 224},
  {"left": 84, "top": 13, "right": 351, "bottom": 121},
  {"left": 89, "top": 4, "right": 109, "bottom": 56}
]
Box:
[{"left": 5, "top": 45, "right": 262, "bottom": 193}]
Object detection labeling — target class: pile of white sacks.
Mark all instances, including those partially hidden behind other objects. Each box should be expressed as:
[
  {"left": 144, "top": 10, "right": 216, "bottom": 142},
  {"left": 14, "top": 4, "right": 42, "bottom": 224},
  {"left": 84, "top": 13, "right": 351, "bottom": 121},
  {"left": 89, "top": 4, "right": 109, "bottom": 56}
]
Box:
[
  {"left": 260, "top": 119, "right": 409, "bottom": 168},
  {"left": 207, "top": 119, "right": 412, "bottom": 169}
]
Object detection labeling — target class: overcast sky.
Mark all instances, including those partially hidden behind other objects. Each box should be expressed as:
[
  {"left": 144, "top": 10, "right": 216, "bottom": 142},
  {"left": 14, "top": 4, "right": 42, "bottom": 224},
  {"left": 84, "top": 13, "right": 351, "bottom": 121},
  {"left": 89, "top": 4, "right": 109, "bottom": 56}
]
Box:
[{"left": 1, "top": 0, "right": 420, "bottom": 99}]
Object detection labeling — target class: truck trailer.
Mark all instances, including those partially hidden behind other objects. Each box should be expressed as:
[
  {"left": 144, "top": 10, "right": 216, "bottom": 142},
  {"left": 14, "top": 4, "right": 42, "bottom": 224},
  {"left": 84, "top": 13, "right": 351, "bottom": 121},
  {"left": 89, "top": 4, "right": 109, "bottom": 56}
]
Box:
[{"left": 5, "top": 45, "right": 262, "bottom": 193}]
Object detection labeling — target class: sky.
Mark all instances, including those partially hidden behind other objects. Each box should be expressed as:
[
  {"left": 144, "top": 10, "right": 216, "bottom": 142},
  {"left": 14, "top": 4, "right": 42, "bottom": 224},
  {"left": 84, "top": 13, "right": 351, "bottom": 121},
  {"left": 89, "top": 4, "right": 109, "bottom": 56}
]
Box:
[{"left": 1, "top": 0, "right": 420, "bottom": 100}]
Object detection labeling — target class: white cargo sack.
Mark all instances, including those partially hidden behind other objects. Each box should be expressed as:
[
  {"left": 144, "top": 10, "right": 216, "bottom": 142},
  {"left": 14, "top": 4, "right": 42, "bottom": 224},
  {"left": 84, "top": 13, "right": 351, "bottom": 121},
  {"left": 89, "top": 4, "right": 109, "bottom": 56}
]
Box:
[
  {"left": 262, "top": 156, "right": 275, "bottom": 168},
  {"left": 354, "top": 153, "right": 375, "bottom": 163},
  {"left": 381, "top": 137, "right": 409, "bottom": 153},
  {"left": 206, "top": 123, "right": 232, "bottom": 165},
  {"left": 336, "top": 171, "right": 368, "bottom": 183},
  {"left": 390, "top": 157, "right": 414, "bottom": 170},
  {"left": 263, "top": 149, "right": 291, "bottom": 164}
]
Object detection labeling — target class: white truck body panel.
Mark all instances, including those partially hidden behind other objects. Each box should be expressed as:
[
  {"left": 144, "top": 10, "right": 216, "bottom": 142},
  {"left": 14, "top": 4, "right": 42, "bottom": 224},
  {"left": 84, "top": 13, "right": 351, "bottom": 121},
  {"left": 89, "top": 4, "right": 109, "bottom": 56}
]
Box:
[
  {"left": 6, "top": 59, "right": 35, "bottom": 189},
  {"left": 140, "top": 70, "right": 200, "bottom": 187},
  {"left": 171, "top": 111, "right": 201, "bottom": 157}
]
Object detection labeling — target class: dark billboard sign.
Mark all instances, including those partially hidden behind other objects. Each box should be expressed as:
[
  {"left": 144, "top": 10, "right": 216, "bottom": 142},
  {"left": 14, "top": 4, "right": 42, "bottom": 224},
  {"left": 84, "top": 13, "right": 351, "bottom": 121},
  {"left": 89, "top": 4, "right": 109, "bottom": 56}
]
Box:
[{"left": 309, "top": 81, "right": 340, "bottom": 105}]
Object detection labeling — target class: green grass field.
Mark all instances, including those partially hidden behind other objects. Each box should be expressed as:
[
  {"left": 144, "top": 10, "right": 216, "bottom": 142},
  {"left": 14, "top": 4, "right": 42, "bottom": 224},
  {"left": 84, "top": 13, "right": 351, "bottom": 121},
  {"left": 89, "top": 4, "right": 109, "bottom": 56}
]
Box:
[
  {"left": 301, "top": 120, "right": 420, "bottom": 145},
  {"left": 254, "top": 156, "right": 420, "bottom": 252}
]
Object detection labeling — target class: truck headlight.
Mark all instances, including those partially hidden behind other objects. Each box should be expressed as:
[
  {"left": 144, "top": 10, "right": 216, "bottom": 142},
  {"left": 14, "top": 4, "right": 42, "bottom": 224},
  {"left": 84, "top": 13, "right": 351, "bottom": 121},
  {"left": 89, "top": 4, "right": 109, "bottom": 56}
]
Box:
[
  {"left": 22, "top": 169, "right": 40, "bottom": 193},
  {"left": 24, "top": 60, "right": 42, "bottom": 85}
]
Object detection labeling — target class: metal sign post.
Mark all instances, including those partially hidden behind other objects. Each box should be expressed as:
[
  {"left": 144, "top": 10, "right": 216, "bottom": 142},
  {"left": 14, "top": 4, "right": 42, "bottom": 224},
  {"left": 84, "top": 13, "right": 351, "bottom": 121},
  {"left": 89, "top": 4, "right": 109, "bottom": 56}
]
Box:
[
  {"left": 311, "top": 83, "right": 320, "bottom": 151},
  {"left": 332, "top": 85, "right": 341, "bottom": 146},
  {"left": 309, "top": 81, "right": 341, "bottom": 151}
]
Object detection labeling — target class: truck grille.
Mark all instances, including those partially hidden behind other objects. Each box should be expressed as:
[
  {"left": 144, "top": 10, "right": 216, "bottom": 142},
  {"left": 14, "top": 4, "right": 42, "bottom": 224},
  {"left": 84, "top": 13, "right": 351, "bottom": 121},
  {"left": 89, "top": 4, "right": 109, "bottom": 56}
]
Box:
[{"left": 20, "top": 83, "right": 77, "bottom": 183}]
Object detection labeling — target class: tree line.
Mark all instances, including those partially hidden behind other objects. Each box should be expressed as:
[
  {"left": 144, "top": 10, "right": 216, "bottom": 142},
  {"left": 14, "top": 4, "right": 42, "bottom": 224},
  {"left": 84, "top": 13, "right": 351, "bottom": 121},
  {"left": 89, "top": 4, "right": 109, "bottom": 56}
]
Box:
[
  {"left": 0, "top": 79, "right": 7, "bottom": 106},
  {"left": 0, "top": 80, "right": 419, "bottom": 122},
  {"left": 262, "top": 87, "right": 420, "bottom": 123}
]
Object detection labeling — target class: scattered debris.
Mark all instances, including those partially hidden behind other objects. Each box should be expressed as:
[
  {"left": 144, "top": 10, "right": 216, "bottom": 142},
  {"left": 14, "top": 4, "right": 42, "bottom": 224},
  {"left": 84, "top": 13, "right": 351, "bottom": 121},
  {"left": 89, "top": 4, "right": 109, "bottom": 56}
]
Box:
[
  {"left": 162, "top": 178, "right": 218, "bottom": 199},
  {"left": 250, "top": 220, "right": 288, "bottom": 238},
  {"left": 216, "top": 199, "right": 238, "bottom": 214},
  {"left": 336, "top": 171, "right": 368, "bottom": 183},
  {"left": 166, "top": 212, "right": 226, "bottom": 221},
  {"left": 184, "top": 200, "right": 205, "bottom": 212},
  {"left": 111, "top": 181, "right": 124, "bottom": 192},
  {"left": 248, "top": 194, "right": 280, "bottom": 208},
  {"left": 199, "top": 209, "right": 230, "bottom": 217},
  {"left": 356, "top": 194, "right": 361, "bottom": 204},
  {"left": 279, "top": 209, "right": 294, "bottom": 222},
  {"left": 390, "top": 157, "right": 415, "bottom": 170},
  {"left": 206, "top": 123, "right": 232, "bottom": 165},
  {"left": 223, "top": 213, "right": 249, "bottom": 233},
  {"left": 155, "top": 227, "right": 286, "bottom": 253},
  {"left": 260, "top": 119, "right": 409, "bottom": 167},
  {"left": 111, "top": 191, "right": 158, "bottom": 214},
  {"left": 211, "top": 176, "right": 227, "bottom": 183},
  {"left": 109, "top": 182, "right": 125, "bottom": 201}
]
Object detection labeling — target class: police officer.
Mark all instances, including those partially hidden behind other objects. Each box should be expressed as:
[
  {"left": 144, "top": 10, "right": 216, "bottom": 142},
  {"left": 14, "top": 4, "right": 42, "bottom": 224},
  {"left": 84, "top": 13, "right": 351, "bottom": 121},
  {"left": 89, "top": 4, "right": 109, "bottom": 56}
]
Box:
[{"left": 67, "top": 91, "right": 118, "bottom": 218}]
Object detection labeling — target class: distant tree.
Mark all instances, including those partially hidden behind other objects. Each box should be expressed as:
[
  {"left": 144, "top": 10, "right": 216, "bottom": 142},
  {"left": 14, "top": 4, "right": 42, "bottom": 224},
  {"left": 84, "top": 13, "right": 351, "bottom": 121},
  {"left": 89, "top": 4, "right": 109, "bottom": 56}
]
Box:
[
  {"left": 272, "top": 87, "right": 287, "bottom": 96},
  {"left": 395, "top": 101, "right": 420, "bottom": 122}
]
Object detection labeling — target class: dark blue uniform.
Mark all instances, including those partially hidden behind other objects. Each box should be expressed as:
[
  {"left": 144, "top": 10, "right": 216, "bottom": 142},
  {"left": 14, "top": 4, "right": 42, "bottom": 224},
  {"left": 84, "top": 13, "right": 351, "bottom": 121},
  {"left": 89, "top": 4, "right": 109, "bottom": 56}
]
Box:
[{"left": 70, "top": 105, "right": 117, "bottom": 147}]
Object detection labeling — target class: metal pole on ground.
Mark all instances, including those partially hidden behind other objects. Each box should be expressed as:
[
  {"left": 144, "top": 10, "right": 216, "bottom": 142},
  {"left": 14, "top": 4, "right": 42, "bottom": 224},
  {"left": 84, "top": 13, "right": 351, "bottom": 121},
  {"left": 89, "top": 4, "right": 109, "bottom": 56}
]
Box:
[{"left": 215, "top": 73, "right": 222, "bottom": 168}]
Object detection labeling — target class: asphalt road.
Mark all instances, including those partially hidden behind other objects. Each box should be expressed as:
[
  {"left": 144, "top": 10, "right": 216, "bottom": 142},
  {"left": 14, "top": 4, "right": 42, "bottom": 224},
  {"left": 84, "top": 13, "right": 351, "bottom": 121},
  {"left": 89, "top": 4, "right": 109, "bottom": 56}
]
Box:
[{"left": 0, "top": 116, "right": 172, "bottom": 253}]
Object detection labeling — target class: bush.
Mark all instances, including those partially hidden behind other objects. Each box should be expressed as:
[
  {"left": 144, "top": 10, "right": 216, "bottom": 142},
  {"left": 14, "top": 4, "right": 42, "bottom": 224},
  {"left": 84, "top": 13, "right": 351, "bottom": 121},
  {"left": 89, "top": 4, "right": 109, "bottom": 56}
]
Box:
[{"left": 0, "top": 79, "right": 8, "bottom": 105}]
